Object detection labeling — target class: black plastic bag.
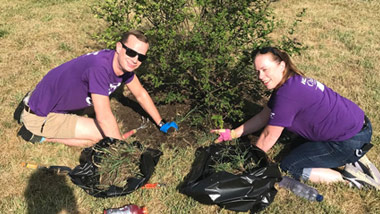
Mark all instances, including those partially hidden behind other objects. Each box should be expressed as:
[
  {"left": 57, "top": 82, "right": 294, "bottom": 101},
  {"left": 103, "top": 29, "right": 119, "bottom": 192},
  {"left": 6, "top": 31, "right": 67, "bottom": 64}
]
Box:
[
  {"left": 179, "top": 142, "right": 281, "bottom": 213},
  {"left": 68, "top": 137, "right": 162, "bottom": 198}
]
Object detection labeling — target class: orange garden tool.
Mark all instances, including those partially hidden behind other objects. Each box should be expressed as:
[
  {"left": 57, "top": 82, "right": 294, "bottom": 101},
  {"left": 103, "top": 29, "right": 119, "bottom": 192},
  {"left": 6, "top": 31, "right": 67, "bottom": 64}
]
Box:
[
  {"left": 122, "top": 117, "right": 149, "bottom": 139},
  {"left": 140, "top": 183, "right": 166, "bottom": 189}
]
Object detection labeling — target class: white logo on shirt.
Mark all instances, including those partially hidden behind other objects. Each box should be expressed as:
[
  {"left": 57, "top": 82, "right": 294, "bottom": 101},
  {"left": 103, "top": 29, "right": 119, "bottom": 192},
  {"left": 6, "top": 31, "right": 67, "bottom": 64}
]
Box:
[
  {"left": 108, "top": 83, "right": 121, "bottom": 95},
  {"left": 86, "top": 96, "right": 92, "bottom": 106},
  {"left": 270, "top": 112, "right": 275, "bottom": 119},
  {"left": 301, "top": 77, "right": 325, "bottom": 92},
  {"left": 86, "top": 51, "right": 100, "bottom": 56}
]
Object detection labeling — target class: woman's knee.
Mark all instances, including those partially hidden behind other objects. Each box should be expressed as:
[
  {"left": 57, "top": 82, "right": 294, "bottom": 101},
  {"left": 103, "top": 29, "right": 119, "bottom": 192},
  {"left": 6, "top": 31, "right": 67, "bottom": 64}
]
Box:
[
  {"left": 280, "top": 156, "right": 294, "bottom": 172},
  {"left": 280, "top": 160, "right": 303, "bottom": 180}
]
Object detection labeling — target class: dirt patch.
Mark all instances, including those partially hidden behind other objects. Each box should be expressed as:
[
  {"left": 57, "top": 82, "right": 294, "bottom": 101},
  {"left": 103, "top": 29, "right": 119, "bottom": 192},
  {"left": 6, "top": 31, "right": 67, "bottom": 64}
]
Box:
[
  {"left": 110, "top": 89, "right": 299, "bottom": 153},
  {"left": 111, "top": 93, "right": 199, "bottom": 149},
  {"left": 109, "top": 87, "right": 287, "bottom": 150}
]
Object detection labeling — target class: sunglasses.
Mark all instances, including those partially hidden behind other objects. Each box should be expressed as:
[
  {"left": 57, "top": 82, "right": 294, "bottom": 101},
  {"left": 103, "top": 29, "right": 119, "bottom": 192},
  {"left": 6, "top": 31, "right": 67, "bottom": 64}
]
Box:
[{"left": 120, "top": 42, "right": 148, "bottom": 62}]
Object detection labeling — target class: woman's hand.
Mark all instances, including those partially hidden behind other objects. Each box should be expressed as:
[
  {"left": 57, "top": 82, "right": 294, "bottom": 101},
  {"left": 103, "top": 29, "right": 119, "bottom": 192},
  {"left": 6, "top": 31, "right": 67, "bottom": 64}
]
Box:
[{"left": 210, "top": 129, "right": 238, "bottom": 143}]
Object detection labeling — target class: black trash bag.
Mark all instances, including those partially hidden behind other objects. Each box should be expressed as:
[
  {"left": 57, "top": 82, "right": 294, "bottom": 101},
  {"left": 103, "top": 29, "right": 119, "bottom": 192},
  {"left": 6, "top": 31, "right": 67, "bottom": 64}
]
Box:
[
  {"left": 179, "top": 142, "right": 282, "bottom": 213},
  {"left": 68, "top": 137, "right": 162, "bottom": 198}
]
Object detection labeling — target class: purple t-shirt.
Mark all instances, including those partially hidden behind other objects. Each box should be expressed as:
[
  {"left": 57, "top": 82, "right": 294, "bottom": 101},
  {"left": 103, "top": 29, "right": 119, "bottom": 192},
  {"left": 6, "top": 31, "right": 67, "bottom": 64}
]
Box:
[
  {"left": 28, "top": 50, "right": 134, "bottom": 116},
  {"left": 267, "top": 75, "right": 364, "bottom": 141}
]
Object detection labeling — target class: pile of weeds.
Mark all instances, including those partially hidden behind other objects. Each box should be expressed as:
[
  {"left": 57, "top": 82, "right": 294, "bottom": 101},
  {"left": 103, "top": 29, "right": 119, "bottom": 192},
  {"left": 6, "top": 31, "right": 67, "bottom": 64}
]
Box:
[
  {"left": 210, "top": 142, "right": 263, "bottom": 175},
  {"left": 93, "top": 141, "right": 146, "bottom": 190}
]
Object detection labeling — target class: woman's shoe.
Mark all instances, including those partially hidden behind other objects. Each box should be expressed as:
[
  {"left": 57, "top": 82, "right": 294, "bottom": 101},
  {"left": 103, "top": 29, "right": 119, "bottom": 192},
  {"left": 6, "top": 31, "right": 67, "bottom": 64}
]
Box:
[{"left": 341, "top": 163, "right": 380, "bottom": 190}]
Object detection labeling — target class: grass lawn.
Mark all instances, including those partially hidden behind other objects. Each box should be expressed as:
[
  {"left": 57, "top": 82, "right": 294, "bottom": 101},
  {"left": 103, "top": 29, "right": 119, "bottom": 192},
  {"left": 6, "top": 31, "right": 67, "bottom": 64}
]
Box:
[{"left": 0, "top": 0, "right": 379, "bottom": 213}]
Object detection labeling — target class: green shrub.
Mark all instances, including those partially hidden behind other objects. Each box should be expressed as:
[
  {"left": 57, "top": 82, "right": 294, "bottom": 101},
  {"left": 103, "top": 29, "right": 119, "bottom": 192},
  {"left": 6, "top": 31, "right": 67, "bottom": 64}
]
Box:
[{"left": 93, "top": 0, "right": 305, "bottom": 124}]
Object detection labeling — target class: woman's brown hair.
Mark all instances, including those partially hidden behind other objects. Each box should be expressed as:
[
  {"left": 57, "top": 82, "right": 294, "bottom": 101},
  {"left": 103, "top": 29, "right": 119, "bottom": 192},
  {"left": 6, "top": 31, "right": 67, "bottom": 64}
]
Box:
[{"left": 252, "top": 47, "right": 304, "bottom": 90}]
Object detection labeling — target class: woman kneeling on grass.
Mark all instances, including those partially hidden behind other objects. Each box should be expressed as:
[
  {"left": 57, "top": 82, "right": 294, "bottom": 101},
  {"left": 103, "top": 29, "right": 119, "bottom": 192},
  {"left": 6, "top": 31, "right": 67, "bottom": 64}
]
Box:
[{"left": 212, "top": 47, "right": 380, "bottom": 189}]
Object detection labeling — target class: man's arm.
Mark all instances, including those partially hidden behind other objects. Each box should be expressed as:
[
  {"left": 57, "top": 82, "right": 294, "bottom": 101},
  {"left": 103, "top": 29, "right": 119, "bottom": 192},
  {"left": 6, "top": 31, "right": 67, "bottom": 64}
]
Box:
[
  {"left": 92, "top": 93, "right": 123, "bottom": 139},
  {"left": 255, "top": 125, "right": 284, "bottom": 152},
  {"left": 126, "top": 76, "right": 162, "bottom": 126}
]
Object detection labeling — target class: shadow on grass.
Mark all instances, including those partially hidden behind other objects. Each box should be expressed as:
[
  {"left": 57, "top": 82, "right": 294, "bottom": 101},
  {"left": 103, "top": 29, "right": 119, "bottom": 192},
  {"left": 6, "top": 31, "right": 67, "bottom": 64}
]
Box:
[{"left": 24, "top": 169, "right": 79, "bottom": 214}]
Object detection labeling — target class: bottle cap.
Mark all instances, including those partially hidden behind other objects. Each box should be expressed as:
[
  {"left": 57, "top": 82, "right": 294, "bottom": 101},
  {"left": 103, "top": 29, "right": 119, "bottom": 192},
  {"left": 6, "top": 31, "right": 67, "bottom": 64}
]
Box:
[
  {"left": 142, "top": 206, "right": 148, "bottom": 214},
  {"left": 316, "top": 194, "right": 323, "bottom": 202}
]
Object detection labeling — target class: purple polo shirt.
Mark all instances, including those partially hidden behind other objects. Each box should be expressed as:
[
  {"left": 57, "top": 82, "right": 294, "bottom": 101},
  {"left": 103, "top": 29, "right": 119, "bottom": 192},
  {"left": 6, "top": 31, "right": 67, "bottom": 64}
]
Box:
[
  {"left": 28, "top": 50, "right": 134, "bottom": 116},
  {"left": 267, "top": 75, "right": 364, "bottom": 141}
]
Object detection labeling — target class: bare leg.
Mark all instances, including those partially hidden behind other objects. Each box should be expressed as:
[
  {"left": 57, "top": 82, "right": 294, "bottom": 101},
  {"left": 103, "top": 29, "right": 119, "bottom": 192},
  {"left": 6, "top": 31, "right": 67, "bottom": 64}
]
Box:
[
  {"left": 308, "top": 168, "right": 345, "bottom": 183},
  {"left": 46, "top": 117, "right": 104, "bottom": 147},
  {"left": 45, "top": 138, "right": 97, "bottom": 147},
  {"left": 74, "top": 117, "right": 104, "bottom": 140}
]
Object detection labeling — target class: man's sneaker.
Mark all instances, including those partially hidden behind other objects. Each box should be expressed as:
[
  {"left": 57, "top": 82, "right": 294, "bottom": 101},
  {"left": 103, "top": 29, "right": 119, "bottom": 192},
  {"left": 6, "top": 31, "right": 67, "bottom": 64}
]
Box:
[
  {"left": 342, "top": 163, "right": 380, "bottom": 190},
  {"left": 358, "top": 155, "right": 380, "bottom": 184},
  {"left": 17, "top": 125, "right": 45, "bottom": 143}
]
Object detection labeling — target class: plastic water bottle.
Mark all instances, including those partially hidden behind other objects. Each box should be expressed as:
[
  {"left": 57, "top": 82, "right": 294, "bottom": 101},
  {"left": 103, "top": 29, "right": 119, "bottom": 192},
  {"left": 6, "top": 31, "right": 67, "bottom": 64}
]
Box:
[
  {"left": 103, "top": 204, "right": 148, "bottom": 214},
  {"left": 278, "top": 176, "right": 323, "bottom": 202}
]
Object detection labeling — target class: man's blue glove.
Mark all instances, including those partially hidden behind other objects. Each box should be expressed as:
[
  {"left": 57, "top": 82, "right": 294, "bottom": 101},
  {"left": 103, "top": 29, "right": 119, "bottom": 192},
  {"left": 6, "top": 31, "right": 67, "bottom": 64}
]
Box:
[{"left": 159, "top": 121, "right": 178, "bottom": 133}]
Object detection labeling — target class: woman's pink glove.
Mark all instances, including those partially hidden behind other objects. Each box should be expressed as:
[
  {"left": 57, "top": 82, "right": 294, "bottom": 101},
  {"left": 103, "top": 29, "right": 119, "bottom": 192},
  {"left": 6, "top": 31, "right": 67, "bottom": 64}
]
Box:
[{"left": 210, "top": 129, "right": 238, "bottom": 143}]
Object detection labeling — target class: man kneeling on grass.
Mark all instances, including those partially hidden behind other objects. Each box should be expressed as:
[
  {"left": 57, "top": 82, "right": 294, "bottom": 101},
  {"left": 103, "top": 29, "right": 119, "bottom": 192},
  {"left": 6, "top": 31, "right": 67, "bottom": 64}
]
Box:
[{"left": 16, "top": 30, "right": 177, "bottom": 147}]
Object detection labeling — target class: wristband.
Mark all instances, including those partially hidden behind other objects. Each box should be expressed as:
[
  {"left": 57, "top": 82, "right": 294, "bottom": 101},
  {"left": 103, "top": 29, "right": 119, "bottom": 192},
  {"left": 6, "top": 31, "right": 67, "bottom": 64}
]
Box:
[{"left": 158, "top": 119, "right": 167, "bottom": 128}]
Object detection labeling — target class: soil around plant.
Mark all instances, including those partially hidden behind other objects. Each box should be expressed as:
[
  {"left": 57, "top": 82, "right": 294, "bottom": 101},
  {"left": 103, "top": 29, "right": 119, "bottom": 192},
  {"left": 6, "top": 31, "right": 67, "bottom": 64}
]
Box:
[
  {"left": 110, "top": 87, "right": 297, "bottom": 151},
  {"left": 111, "top": 91, "right": 198, "bottom": 149}
]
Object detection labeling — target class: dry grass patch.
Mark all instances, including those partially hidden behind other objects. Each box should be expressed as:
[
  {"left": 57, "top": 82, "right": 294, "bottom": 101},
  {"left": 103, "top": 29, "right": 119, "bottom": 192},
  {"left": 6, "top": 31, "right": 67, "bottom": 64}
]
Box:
[{"left": 1, "top": 0, "right": 380, "bottom": 213}]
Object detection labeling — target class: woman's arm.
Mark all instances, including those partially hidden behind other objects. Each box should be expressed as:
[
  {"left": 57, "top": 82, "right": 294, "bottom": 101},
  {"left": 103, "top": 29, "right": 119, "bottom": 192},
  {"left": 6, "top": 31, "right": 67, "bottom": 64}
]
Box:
[
  {"left": 255, "top": 125, "right": 284, "bottom": 152},
  {"left": 234, "top": 104, "right": 271, "bottom": 137}
]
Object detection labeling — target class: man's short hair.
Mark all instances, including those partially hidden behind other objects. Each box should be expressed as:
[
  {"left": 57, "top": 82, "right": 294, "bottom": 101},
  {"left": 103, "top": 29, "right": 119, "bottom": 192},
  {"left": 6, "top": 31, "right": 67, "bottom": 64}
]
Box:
[{"left": 120, "top": 30, "right": 149, "bottom": 44}]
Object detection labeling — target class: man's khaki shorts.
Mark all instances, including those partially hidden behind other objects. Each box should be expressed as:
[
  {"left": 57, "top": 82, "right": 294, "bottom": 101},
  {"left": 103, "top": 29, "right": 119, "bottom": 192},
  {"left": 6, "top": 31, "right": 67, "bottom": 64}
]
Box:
[{"left": 21, "top": 110, "right": 80, "bottom": 138}]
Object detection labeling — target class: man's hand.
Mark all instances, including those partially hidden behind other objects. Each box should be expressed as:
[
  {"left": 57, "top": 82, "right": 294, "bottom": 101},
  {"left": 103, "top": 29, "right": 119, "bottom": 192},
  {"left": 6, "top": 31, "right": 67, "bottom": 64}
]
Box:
[
  {"left": 159, "top": 121, "right": 178, "bottom": 133},
  {"left": 210, "top": 129, "right": 238, "bottom": 143}
]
